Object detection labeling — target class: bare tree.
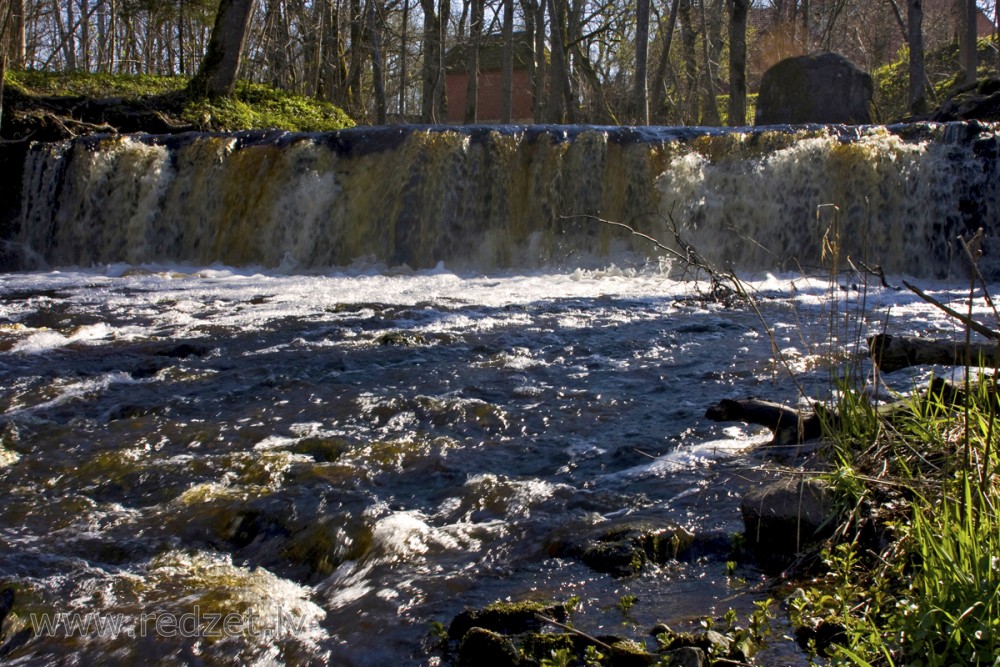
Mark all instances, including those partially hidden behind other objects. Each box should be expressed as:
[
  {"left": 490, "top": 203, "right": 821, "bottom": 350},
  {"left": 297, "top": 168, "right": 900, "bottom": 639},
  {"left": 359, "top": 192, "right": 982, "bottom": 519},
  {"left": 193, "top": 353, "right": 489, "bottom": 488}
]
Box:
[
  {"left": 187, "top": 0, "right": 254, "bottom": 97},
  {"left": 728, "top": 0, "right": 749, "bottom": 126},
  {"left": 958, "top": 0, "right": 977, "bottom": 85},
  {"left": 500, "top": 0, "right": 514, "bottom": 123},
  {"left": 368, "top": 0, "right": 387, "bottom": 123},
  {"left": 651, "top": 0, "right": 681, "bottom": 122},
  {"left": 464, "top": 0, "right": 482, "bottom": 123},
  {"left": 908, "top": 0, "right": 927, "bottom": 113},
  {"left": 546, "top": 0, "right": 570, "bottom": 122},
  {"left": 634, "top": 0, "right": 650, "bottom": 124}
]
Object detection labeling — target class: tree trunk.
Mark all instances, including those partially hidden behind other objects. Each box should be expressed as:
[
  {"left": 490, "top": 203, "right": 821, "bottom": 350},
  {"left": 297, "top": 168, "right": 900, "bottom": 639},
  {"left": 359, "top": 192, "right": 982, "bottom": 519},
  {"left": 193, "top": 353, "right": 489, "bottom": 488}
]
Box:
[
  {"left": 651, "top": 0, "right": 681, "bottom": 122},
  {"left": 633, "top": 0, "right": 650, "bottom": 124},
  {"left": 399, "top": 0, "right": 409, "bottom": 116},
  {"left": 728, "top": 0, "right": 749, "bottom": 126},
  {"left": 419, "top": 0, "right": 446, "bottom": 122},
  {"left": 368, "top": 0, "right": 387, "bottom": 123},
  {"left": 546, "top": 0, "right": 571, "bottom": 123},
  {"left": 188, "top": 0, "right": 254, "bottom": 98},
  {"left": 7, "top": 0, "right": 24, "bottom": 68},
  {"left": 699, "top": 0, "right": 721, "bottom": 125},
  {"left": 464, "top": 0, "right": 483, "bottom": 123},
  {"left": 500, "top": 0, "right": 514, "bottom": 123},
  {"left": 907, "top": 0, "right": 927, "bottom": 114},
  {"left": 347, "top": 0, "right": 364, "bottom": 109},
  {"left": 679, "top": 0, "right": 699, "bottom": 124},
  {"left": 958, "top": 0, "right": 977, "bottom": 85},
  {"left": 526, "top": 0, "right": 546, "bottom": 122}
]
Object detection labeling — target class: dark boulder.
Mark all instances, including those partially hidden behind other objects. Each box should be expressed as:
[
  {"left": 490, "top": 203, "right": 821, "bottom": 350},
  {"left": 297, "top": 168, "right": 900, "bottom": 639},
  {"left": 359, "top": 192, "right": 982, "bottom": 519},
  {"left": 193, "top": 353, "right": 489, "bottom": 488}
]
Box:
[
  {"left": 755, "top": 52, "right": 873, "bottom": 125},
  {"left": 456, "top": 627, "right": 521, "bottom": 667},
  {"left": 740, "top": 477, "right": 837, "bottom": 559}
]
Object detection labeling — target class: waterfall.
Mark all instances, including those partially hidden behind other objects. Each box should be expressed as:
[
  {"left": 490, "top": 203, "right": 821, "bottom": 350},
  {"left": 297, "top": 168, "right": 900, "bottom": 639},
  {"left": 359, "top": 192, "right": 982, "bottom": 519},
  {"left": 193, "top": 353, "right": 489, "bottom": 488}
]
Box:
[{"left": 14, "top": 122, "right": 1000, "bottom": 277}]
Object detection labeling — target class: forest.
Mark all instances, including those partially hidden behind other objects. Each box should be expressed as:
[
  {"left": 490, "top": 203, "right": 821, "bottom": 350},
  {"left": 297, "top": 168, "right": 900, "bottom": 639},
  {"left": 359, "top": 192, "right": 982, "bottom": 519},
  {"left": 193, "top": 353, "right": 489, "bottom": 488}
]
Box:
[{"left": 0, "top": 0, "right": 996, "bottom": 128}]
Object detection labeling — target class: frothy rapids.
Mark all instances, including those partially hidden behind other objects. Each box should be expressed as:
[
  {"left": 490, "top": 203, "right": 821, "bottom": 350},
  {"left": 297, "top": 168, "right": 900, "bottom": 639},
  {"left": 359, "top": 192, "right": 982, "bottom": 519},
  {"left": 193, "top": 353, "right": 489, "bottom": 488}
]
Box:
[{"left": 1, "top": 122, "right": 999, "bottom": 665}]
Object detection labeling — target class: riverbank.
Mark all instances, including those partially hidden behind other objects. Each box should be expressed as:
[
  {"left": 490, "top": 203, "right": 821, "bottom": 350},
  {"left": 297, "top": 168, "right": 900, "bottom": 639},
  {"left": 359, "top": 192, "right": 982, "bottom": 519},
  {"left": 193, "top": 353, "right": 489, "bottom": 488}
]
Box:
[{"left": 1, "top": 70, "right": 354, "bottom": 142}]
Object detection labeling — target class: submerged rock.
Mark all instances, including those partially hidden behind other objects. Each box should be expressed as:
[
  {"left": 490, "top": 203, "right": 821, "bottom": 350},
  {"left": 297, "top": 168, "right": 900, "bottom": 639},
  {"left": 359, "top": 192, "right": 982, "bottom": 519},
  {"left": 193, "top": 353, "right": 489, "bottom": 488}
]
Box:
[
  {"left": 740, "top": 477, "right": 836, "bottom": 559},
  {"left": 553, "top": 519, "right": 695, "bottom": 576}
]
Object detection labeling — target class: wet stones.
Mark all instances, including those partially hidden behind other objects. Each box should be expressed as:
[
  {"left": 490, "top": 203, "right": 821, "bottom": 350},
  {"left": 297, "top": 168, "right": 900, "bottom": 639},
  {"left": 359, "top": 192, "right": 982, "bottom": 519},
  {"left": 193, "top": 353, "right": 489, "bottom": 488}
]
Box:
[
  {"left": 440, "top": 600, "right": 766, "bottom": 667},
  {"left": 553, "top": 520, "right": 695, "bottom": 576},
  {"left": 456, "top": 628, "right": 521, "bottom": 667},
  {"left": 0, "top": 588, "right": 32, "bottom": 659},
  {"left": 448, "top": 600, "right": 568, "bottom": 641}
]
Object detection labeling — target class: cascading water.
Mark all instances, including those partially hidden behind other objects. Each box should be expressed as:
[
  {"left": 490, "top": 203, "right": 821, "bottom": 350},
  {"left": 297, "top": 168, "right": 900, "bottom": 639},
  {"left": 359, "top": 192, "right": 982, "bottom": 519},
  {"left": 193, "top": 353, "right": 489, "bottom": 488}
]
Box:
[
  {"left": 1, "top": 123, "right": 999, "bottom": 666},
  {"left": 14, "top": 122, "right": 1000, "bottom": 276}
]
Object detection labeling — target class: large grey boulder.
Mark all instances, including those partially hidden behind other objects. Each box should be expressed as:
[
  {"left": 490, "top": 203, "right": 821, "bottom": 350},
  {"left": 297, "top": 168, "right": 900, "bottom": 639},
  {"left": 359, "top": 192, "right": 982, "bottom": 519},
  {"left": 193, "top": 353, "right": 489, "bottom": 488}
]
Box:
[{"left": 755, "top": 52, "right": 873, "bottom": 125}]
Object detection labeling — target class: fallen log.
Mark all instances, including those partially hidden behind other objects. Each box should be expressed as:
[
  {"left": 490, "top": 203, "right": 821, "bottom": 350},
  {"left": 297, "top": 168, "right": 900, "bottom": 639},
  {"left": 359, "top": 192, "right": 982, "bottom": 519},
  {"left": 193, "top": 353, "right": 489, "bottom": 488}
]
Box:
[
  {"left": 708, "top": 377, "right": 996, "bottom": 446},
  {"left": 868, "top": 333, "right": 1000, "bottom": 373},
  {"left": 704, "top": 398, "right": 824, "bottom": 445}
]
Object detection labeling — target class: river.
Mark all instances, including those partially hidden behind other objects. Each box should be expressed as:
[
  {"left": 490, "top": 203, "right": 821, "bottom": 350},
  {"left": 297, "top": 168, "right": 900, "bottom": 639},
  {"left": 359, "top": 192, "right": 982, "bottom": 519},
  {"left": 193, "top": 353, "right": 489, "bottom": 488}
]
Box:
[
  {"left": 0, "top": 122, "right": 997, "bottom": 665},
  {"left": 0, "top": 262, "right": 986, "bottom": 665}
]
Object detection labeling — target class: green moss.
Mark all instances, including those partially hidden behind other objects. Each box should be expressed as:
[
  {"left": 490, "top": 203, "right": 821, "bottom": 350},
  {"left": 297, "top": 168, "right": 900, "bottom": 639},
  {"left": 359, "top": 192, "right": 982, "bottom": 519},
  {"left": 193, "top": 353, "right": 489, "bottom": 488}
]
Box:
[
  {"left": 183, "top": 81, "right": 354, "bottom": 131},
  {"left": 448, "top": 599, "right": 568, "bottom": 641},
  {"left": 7, "top": 70, "right": 184, "bottom": 98},
  {"left": 872, "top": 37, "right": 998, "bottom": 122},
  {"left": 4, "top": 70, "right": 354, "bottom": 132}
]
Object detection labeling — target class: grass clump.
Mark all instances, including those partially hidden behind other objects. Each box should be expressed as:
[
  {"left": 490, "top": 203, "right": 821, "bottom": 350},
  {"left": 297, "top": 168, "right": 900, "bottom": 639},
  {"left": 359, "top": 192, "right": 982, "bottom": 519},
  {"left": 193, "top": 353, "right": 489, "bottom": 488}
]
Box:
[{"left": 795, "top": 359, "right": 1000, "bottom": 666}]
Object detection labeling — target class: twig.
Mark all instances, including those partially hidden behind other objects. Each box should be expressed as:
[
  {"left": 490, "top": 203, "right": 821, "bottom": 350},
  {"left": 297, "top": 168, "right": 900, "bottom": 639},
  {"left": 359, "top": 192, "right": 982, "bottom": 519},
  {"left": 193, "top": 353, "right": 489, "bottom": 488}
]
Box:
[
  {"left": 534, "top": 613, "right": 614, "bottom": 652},
  {"left": 959, "top": 230, "right": 1000, "bottom": 330},
  {"left": 902, "top": 280, "right": 1000, "bottom": 340},
  {"left": 856, "top": 260, "right": 898, "bottom": 291}
]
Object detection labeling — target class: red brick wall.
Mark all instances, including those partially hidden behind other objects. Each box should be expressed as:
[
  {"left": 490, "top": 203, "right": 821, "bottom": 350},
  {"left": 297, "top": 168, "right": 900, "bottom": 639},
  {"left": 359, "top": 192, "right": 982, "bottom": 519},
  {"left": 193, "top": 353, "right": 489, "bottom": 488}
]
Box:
[{"left": 446, "top": 69, "right": 534, "bottom": 123}]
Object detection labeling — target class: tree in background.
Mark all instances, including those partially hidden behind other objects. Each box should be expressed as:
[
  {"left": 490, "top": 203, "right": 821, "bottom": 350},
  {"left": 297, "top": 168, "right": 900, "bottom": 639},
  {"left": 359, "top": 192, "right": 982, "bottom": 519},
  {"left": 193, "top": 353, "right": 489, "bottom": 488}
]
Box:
[
  {"left": 728, "top": 0, "right": 749, "bottom": 126},
  {"left": 187, "top": 0, "right": 254, "bottom": 97},
  {"left": 909, "top": 0, "right": 927, "bottom": 113},
  {"left": 5, "top": 0, "right": 998, "bottom": 125}
]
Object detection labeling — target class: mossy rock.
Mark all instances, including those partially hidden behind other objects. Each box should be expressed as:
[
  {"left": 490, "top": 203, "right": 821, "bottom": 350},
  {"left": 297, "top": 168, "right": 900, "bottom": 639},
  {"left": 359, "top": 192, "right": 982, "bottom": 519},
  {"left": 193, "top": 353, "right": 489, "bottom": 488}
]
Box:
[
  {"left": 519, "top": 632, "right": 578, "bottom": 664},
  {"left": 606, "top": 639, "right": 657, "bottom": 667},
  {"left": 557, "top": 520, "right": 695, "bottom": 577},
  {"left": 448, "top": 600, "right": 568, "bottom": 641},
  {"left": 376, "top": 331, "right": 428, "bottom": 346},
  {"left": 457, "top": 627, "right": 521, "bottom": 667}
]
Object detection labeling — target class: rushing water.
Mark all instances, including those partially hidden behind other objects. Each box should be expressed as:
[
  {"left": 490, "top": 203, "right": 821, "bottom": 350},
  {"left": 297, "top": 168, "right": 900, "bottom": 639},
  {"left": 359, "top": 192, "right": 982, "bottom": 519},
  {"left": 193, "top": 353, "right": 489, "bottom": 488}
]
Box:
[
  {"left": 0, "top": 262, "right": 990, "bottom": 666},
  {"left": 1, "top": 122, "right": 999, "bottom": 665},
  {"left": 13, "top": 122, "right": 1000, "bottom": 277}
]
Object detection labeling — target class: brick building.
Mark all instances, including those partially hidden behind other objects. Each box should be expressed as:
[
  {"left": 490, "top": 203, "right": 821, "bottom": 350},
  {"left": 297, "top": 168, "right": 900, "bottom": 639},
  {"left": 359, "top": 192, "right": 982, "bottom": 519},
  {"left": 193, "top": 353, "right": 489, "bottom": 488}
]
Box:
[{"left": 444, "top": 33, "right": 536, "bottom": 124}]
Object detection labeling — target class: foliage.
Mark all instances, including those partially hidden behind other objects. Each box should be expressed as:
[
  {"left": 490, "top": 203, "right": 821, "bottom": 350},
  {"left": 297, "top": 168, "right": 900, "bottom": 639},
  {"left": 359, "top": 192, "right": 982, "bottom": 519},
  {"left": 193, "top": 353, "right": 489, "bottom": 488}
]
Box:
[
  {"left": 872, "top": 37, "right": 999, "bottom": 122},
  {"left": 791, "top": 361, "right": 1000, "bottom": 666},
  {"left": 4, "top": 71, "right": 354, "bottom": 132},
  {"left": 184, "top": 81, "right": 355, "bottom": 131},
  {"left": 6, "top": 70, "right": 185, "bottom": 98}
]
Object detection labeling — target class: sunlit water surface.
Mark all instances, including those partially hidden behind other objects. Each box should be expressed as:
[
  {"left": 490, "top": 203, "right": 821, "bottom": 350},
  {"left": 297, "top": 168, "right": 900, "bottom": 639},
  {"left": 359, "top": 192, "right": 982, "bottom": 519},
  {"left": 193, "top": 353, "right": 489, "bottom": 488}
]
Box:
[{"left": 0, "top": 264, "right": 982, "bottom": 666}]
